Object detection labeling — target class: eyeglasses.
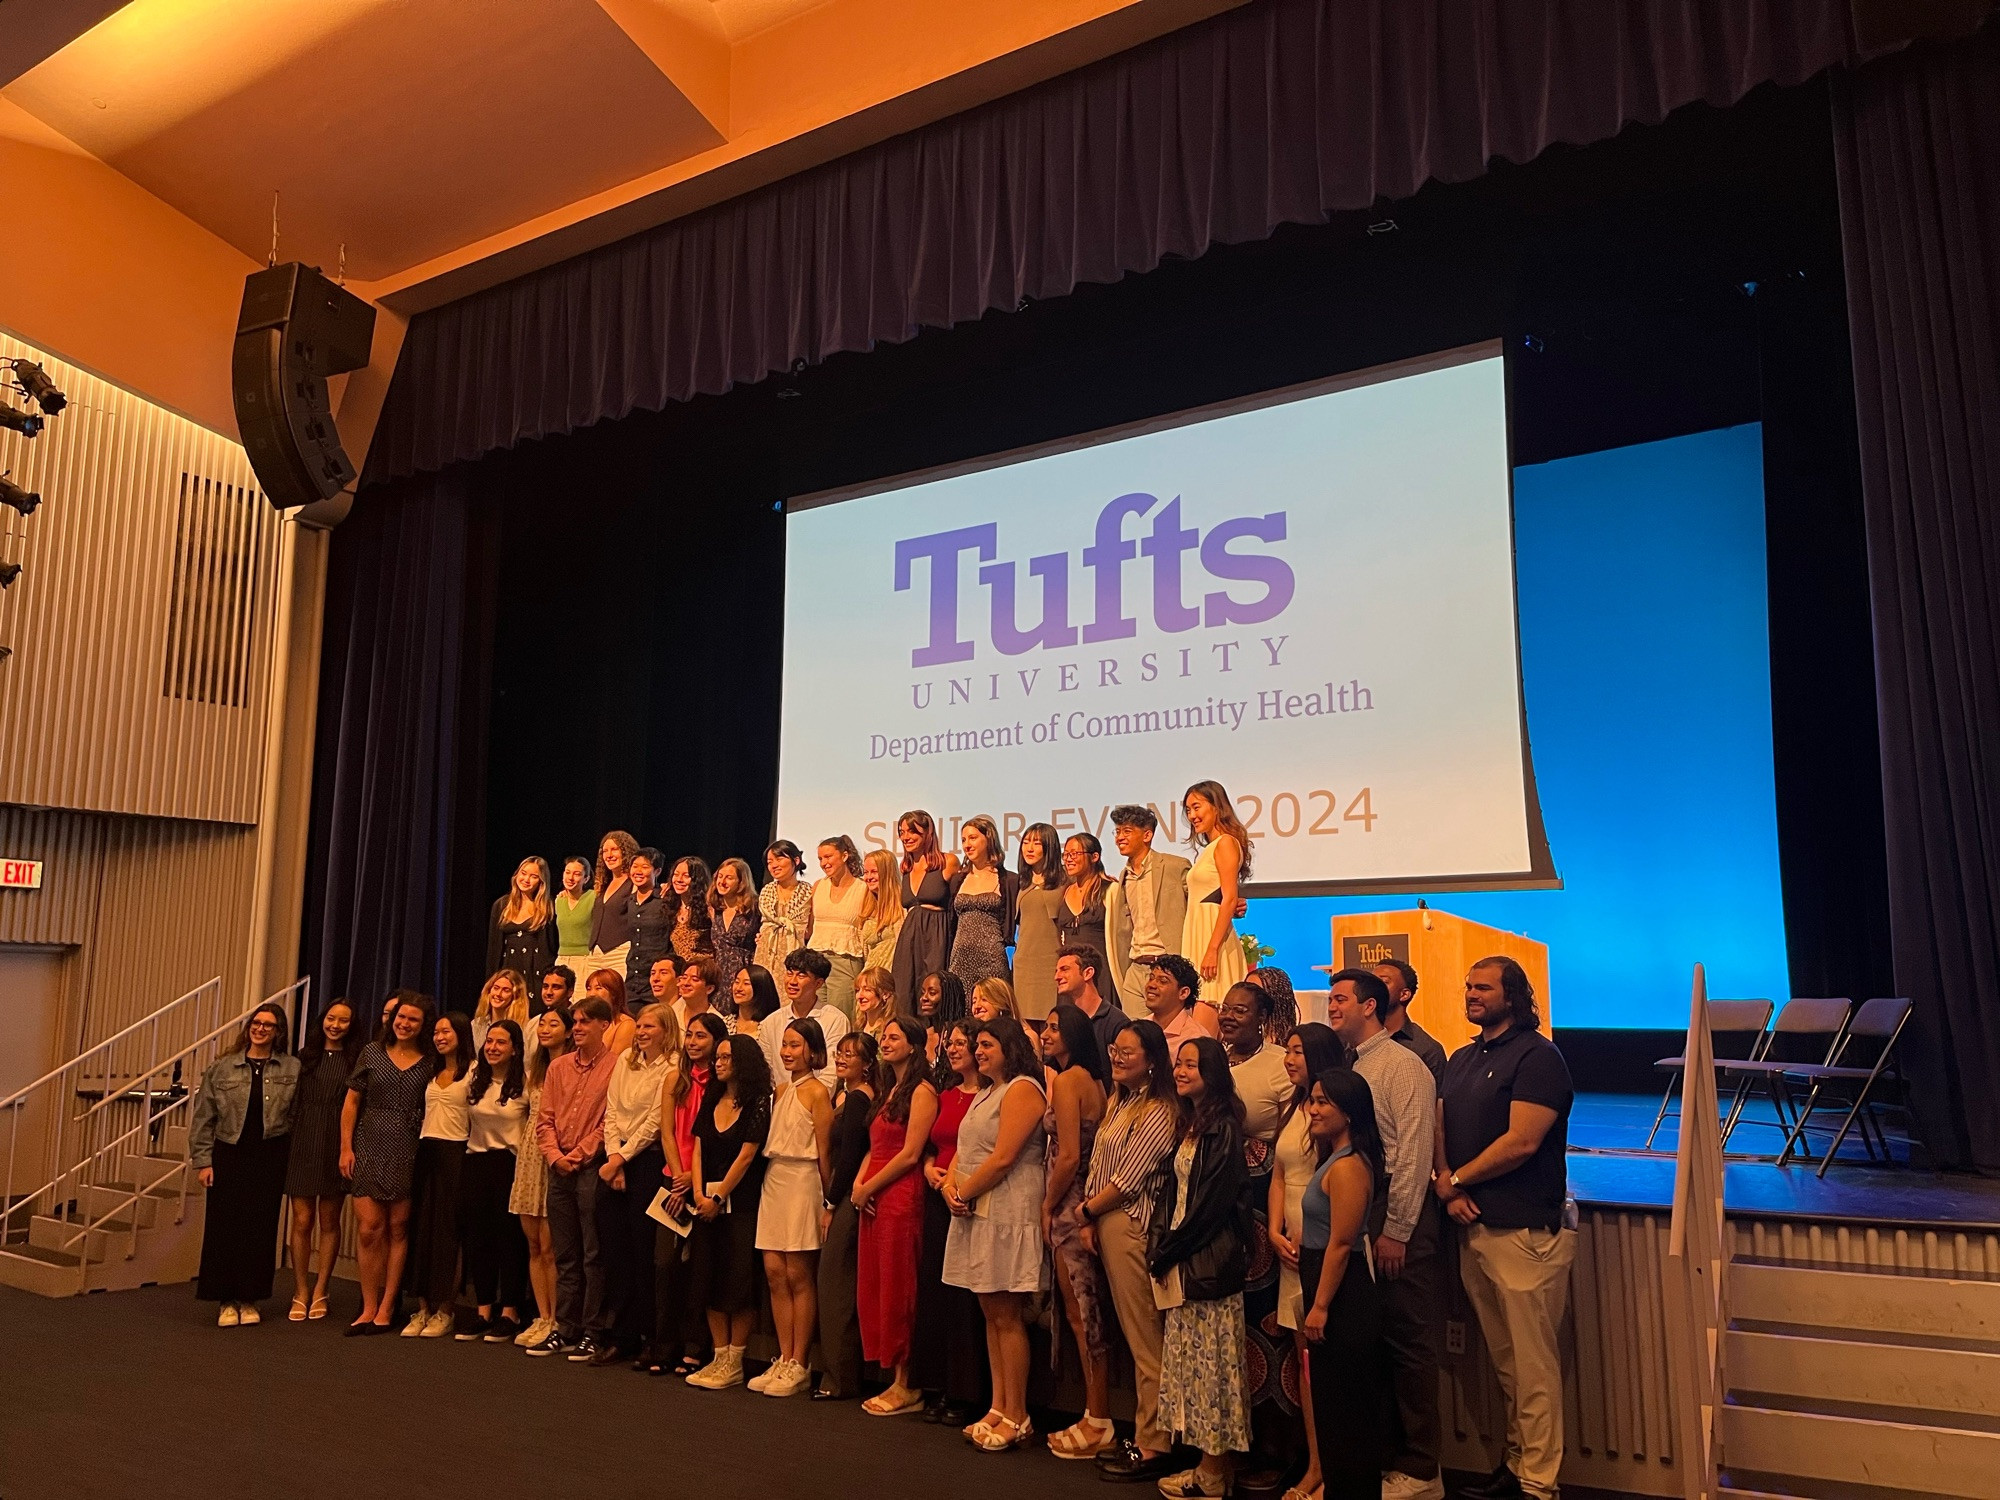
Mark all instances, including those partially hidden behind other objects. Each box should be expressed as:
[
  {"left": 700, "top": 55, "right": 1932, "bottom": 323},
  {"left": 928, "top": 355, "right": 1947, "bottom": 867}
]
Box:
[{"left": 248, "top": 1019, "right": 277, "bottom": 1030}]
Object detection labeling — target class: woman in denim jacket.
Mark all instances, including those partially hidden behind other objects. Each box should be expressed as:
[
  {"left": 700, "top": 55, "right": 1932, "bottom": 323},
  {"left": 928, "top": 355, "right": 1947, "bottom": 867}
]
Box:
[{"left": 189, "top": 1002, "right": 301, "bottom": 1326}]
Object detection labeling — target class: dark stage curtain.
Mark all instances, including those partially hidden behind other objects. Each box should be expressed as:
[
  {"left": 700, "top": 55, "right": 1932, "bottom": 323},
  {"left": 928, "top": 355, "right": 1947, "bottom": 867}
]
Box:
[
  {"left": 365, "top": 0, "right": 1884, "bottom": 484},
  {"left": 300, "top": 470, "right": 496, "bottom": 1015},
  {"left": 1834, "top": 21, "right": 2000, "bottom": 1171}
]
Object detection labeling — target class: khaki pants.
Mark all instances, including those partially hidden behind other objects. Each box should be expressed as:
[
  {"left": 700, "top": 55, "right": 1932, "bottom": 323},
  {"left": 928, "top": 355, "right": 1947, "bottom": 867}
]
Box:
[
  {"left": 1097, "top": 1209, "right": 1168, "bottom": 1454},
  {"left": 1459, "top": 1224, "right": 1576, "bottom": 1500}
]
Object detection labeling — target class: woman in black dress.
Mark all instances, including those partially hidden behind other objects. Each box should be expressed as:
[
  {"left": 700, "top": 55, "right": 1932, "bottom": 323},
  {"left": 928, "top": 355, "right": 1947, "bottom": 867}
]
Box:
[
  {"left": 814, "top": 1030, "right": 880, "bottom": 1399},
  {"left": 892, "top": 810, "right": 959, "bottom": 1011},
  {"left": 341, "top": 991, "right": 434, "bottom": 1334},
  {"left": 285, "top": 999, "right": 362, "bottom": 1321},
  {"left": 191, "top": 1003, "right": 300, "bottom": 1326},
  {"left": 684, "top": 1033, "right": 773, "bottom": 1389},
  {"left": 488, "top": 856, "right": 557, "bottom": 996}
]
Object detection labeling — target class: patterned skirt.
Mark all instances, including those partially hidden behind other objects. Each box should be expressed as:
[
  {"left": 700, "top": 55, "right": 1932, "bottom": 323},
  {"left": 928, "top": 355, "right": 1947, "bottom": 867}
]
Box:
[{"left": 1159, "top": 1292, "right": 1252, "bottom": 1455}]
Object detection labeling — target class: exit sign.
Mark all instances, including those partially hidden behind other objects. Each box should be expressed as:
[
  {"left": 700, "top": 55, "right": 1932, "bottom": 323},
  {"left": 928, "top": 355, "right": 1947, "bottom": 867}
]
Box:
[{"left": 1, "top": 858, "right": 44, "bottom": 890}]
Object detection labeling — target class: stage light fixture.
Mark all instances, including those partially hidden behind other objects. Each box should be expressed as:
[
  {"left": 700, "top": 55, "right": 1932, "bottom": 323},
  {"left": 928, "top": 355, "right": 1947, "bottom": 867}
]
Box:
[
  {"left": 0, "top": 401, "right": 43, "bottom": 438},
  {"left": 0, "top": 560, "right": 20, "bottom": 589},
  {"left": 0, "top": 476, "right": 38, "bottom": 517},
  {"left": 7, "top": 360, "right": 66, "bottom": 414}
]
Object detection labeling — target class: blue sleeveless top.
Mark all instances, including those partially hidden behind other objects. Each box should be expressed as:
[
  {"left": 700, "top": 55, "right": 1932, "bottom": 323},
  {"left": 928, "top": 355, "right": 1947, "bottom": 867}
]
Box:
[{"left": 1300, "top": 1144, "right": 1370, "bottom": 1252}]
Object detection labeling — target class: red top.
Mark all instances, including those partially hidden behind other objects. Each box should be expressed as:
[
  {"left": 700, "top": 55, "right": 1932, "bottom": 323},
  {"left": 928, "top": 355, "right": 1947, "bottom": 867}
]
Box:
[
  {"left": 929, "top": 1082, "right": 977, "bottom": 1171},
  {"left": 672, "top": 1063, "right": 710, "bottom": 1170}
]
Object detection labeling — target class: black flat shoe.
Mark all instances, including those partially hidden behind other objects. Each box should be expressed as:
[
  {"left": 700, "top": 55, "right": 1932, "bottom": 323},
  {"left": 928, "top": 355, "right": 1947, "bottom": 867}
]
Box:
[
  {"left": 1099, "top": 1446, "right": 1181, "bottom": 1483},
  {"left": 940, "top": 1401, "right": 980, "bottom": 1428},
  {"left": 812, "top": 1387, "right": 851, "bottom": 1401}
]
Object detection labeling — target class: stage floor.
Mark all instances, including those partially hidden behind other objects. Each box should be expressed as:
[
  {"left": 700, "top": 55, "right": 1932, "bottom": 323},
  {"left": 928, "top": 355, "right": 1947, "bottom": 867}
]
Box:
[{"left": 1566, "top": 1092, "right": 2000, "bottom": 1228}]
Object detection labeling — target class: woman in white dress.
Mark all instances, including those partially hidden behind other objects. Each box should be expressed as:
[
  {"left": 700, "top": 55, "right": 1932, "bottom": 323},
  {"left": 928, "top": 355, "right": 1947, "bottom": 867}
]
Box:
[
  {"left": 942, "top": 1015, "right": 1048, "bottom": 1452},
  {"left": 1181, "top": 780, "right": 1250, "bottom": 1006},
  {"left": 755, "top": 1017, "right": 833, "bottom": 1397}
]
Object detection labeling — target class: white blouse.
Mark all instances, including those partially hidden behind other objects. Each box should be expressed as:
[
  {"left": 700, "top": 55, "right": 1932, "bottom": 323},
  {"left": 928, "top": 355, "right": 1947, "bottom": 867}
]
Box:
[
  {"left": 421, "top": 1070, "right": 471, "bottom": 1142},
  {"left": 604, "top": 1050, "right": 674, "bottom": 1162},
  {"left": 466, "top": 1082, "right": 529, "bottom": 1153}
]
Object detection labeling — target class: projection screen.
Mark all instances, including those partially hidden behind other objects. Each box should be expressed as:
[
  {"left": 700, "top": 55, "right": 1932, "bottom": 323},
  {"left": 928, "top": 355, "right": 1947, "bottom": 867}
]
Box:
[{"left": 775, "top": 341, "right": 1556, "bottom": 896}]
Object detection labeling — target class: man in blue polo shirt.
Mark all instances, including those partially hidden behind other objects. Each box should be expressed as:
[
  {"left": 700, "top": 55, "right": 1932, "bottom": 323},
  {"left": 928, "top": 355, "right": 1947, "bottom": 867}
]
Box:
[{"left": 1433, "top": 957, "right": 1575, "bottom": 1500}]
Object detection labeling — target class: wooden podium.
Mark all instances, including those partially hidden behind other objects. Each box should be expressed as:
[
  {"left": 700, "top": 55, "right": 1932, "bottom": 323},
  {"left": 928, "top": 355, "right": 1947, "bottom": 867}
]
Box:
[{"left": 1326, "top": 908, "right": 1554, "bottom": 1043}]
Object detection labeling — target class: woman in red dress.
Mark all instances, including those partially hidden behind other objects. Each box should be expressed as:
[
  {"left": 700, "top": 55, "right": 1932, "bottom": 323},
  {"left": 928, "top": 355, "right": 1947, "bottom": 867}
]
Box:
[{"left": 854, "top": 1014, "right": 939, "bottom": 1415}]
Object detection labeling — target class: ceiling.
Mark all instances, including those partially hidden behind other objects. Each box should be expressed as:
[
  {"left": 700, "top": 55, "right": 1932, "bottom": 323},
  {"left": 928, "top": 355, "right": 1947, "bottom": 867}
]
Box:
[
  {"left": 4, "top": 0, "right": 1235, "bottom": 312},
  {"left": 8, "top": 0, "right": 732, "bottom": 281}
]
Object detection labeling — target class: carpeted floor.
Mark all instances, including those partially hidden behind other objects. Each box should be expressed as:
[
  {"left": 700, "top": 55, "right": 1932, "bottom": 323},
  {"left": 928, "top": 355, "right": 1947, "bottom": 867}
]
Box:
[{"left": 0, "top": 1281, "right": 1115, "bottom": 1500}]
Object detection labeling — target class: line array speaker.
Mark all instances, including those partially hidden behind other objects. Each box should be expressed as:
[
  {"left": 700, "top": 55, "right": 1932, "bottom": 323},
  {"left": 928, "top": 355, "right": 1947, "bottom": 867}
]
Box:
[{"left": 232, "top": 263, "right": 377, "bottom": 514}]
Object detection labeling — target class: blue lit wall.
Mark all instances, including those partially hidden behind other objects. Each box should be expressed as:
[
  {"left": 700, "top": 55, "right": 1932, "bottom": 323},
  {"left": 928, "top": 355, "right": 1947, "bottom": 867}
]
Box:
[{"left": 1245, "top": 423, "right": 1790, "bottom": 1028}]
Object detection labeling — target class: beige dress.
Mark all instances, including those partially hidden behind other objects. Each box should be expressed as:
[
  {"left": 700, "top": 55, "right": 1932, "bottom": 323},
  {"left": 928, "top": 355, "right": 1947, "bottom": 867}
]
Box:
[
  {"left": 1182, "top": 840, "right": 1247, "bottom": 1006},
  {"left": 1012, "top": 883, "right": 1063, "bottom": 1019},
  {"left": 1272, "top": 1106, "right": 1314, "bottom": 1329}
]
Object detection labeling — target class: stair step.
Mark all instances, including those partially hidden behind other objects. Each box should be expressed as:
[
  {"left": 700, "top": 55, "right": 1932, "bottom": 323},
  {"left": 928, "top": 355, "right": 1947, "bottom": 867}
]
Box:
[
  {"left": 1732, "top": 1259, "right": 2000, "bottom": 1341},
  {"left": 1727, "top": 1323, "right": 2000, "bottom": 1419},
  {"left": 1719, "top": 1467, "right": 1970, "bottom": 1500},
  {"left": 28, "top": 1212, "right": 141, "bottom": 1258},
  {"left": 0, "top": 1242, "right": 81, "bottom": 1268},
  {"left": 1721, "top": 1397, "right": 2000, "bottom": 1498}
]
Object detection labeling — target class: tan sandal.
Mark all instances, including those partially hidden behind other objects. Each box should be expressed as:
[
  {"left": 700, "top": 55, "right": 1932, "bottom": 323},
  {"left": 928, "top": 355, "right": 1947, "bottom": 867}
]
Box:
[
  {"left": 972, "top": 1415, "right": 1032, "bottom": 1453},
  {"left": 862, "top": 1388, "right": 926, "bottom": 1417},
  {"left": 1048, "top": 1417, "right": 1117, "bottom": 1459},
  {"left": 288, "top": 1294, "right": 309, "bottom": 1323}
]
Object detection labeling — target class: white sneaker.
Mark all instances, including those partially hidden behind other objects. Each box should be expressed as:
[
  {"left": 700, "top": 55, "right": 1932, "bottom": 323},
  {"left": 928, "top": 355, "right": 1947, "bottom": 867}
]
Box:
[
  {"left": 686, "top": 1347, "right": 744, "bottom": 1389},
  {"left": 217, "top": 1303, "right": 239, "bottom": 1328},
  {"left": 746, "top": 1358, "right": 779, "bottom": 1393},
  {"left": 1381, "top": 1473, "right": 1445, "bottom": 1500},
  {"left": 236, "top": 1303, "right": 261, "bottom": 1326},
  {"left": 422, "top": 1309, "right": 454, "bottom": 1338},
  {"left": 401, "top": 1310, "right": 427, "bottom": 1338},
  {"left": 764, "top": 1358, "right": 810, "bottom": 1397}
]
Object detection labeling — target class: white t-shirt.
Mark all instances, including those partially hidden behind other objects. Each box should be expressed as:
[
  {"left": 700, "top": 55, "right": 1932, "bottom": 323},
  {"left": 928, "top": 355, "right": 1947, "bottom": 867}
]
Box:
[{"left": 758, "top": 1001, "right": 847, "bottom": 1091}]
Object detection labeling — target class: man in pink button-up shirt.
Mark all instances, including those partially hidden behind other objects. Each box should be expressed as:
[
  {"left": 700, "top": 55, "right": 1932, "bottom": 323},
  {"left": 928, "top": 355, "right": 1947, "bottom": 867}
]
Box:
[{"left": 530, "top": 998, "right": 615, "bottom": 1359}]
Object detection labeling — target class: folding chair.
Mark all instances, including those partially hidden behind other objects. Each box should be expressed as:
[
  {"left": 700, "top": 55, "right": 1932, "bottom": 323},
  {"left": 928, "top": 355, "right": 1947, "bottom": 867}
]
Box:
[
  {"left": 1642, "top": 998, "right": 1773, "bottom": 1149},
  {"left": 1716, "top": 997, "right": 1852, "bottom": 1153},
  {"left": 1772, "top": 997, "right": 1914, "bottom": 1175}
]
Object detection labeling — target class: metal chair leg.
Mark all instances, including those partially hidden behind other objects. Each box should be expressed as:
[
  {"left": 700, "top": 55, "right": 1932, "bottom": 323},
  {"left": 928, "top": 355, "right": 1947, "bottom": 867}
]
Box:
[{"left": 1644, "top": 1072, "right": 1681, "bottom": 1151}]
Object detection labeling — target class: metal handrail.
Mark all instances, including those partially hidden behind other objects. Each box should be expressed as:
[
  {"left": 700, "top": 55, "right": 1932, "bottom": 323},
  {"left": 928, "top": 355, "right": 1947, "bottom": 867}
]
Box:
[
  {"left": 0, "top": 979, "right": 223, "bottom": 1114},
  {"left": 1, "top": 977, "right": 309, "bottom": 1294}
]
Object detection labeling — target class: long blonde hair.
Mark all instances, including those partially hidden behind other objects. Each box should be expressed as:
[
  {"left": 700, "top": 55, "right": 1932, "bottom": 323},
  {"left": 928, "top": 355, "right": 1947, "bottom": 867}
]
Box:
[
  {"left": 501, "top": 857, "right": 552, "bottom": 928},
  {"left": 861, "top": 848, "right": 904, "bottom": 926},
  {"left": 478, "top": 970, "right": 531, "bottom": 1029},
  {"left": 627, "top": 1002, "right": 681, "bottom": 1070}
]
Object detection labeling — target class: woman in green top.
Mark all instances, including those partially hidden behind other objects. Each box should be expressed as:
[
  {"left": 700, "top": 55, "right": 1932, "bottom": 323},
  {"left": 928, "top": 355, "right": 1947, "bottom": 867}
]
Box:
[{"left": 554, "top": 854, "right": 597, "bottom": 976}]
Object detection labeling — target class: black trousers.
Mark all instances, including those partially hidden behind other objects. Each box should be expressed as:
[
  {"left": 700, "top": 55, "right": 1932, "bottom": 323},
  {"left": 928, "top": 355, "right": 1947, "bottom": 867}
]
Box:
[
  {"left": 459, "top": 1147, "right": 528, "bottom": 1311},
  {"left": 653, "top": 1204, "right": 707, "bottom": 1362},
  {"left": 408, "top": 1139, "right": 467, "bottom": 1309},
  {"left": 1303, "top": 1247, "right": 1392, "bottom": 1500},
  {"left": 817, "top": 1198, "right": 863, "bottom": 1396},
  {"left": 599, "top": 1145, "right": 664, "bottom": 1353},
  {"left": 1381, "top": 1248, "right": 1443, "bottom": 1480},
  {"left": 909, "top": 1187, "right": 989, "bottom": 1405}
]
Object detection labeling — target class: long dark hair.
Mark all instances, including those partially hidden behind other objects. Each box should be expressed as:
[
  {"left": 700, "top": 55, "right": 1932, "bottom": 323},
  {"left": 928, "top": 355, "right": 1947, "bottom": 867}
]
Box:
[
  {"left": 717, "top": 1032, "right": 773, "bottom": 1120},
  {"left": 1019, "top": 822, "right": 1062, "bottom": 889},
  {"left": 1174, "top": 1035, "right": 1245, "bottom": 1142},
  {"left": 973, "top": 1014, "right": 1042, "bottom": 1085},
  {"left": 1046, "top": 1004, "right": 1108, "bottom": 1086},
  {"left": 1110, "top": 1019, "right": 1175, "bottom": 1110},
  {"left": 297, "top": 998, "right": 363, "bottom": 1073},
  {"left": 1313, "top": 1067, "right": 1385, "bottom": 1196},
  {"left": 470, "top": 1019, "right": 526, "bottom": 1105},
  {"left": 921, "top": 970, "right": 967, "bottom": 1030},
  {"left": 674, "top": 1011, "right": 730, "bottom": 1107},
  {"left": 874, "top": 1014, "right": 933, "bottom": 1124},
  {"left": 433, "top": 1011, "right": 475, "bottom": 1082},
  {"left": 737, "top": 964, "right": 782, "bottom": 1022},
  {"left": 1281, "top": 1021, "right": 1347, "bottom": 1129},
  {"left": 665, "top": 855, "right": 713, "bottom": 937}
]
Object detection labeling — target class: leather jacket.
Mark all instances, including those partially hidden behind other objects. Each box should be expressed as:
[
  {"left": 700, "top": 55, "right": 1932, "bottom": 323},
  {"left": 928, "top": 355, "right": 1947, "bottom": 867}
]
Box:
[
  {"left": 1146, "top": 1111, "right": 1251, "bottom": 1301},
  {"left": 188, "top": 1051, "right": 300, "bottom": 1169}
]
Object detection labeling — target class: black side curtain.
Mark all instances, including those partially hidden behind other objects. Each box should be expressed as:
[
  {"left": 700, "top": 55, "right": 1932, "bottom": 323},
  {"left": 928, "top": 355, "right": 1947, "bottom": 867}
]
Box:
[
  {"left": 1834, "top": 21, "right": 2000, "bottom": 1171},
  {"left": 301, "top": 469, "right": 495, "bottom": 1015},
  {"left": 365, "top": 0, "right": 1883, "bottom": 485}
]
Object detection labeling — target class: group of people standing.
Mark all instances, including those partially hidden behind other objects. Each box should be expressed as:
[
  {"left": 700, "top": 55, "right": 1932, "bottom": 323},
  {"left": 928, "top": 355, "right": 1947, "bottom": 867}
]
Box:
[{"left": 188, "top": 779, "right": 1578, "bottom": 1500}]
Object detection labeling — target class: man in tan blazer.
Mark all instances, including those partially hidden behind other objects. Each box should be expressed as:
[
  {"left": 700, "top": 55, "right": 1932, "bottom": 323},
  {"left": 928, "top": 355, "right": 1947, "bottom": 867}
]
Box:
[{"left": 1104, "top": 804, "right": 1190, "bottom": 1015}]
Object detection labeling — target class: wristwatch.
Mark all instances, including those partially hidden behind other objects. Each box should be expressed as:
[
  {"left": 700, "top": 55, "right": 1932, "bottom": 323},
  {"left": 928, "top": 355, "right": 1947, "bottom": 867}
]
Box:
[
  {"left": 1449, "top": 1171, "right": 1463, "bottom": 1191},
  {"left": 1080, "top": 1201, "right": 1098, "bottom": 1223}
]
